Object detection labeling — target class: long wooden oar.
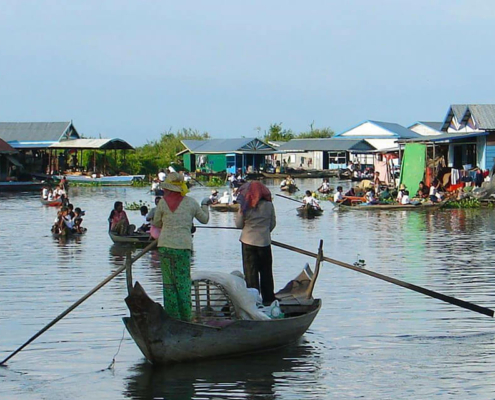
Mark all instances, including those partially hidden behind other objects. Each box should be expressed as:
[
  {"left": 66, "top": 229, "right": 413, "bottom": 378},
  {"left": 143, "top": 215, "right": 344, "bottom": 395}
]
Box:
[
  {"left": 0, "top": 240, "right": 158, "bottom": 366},
  {"left": 276, "top": 193, "right": 303, "bottom": 204},
  {"left": 271, "top": 240, "right": 494, "bottom": 318},
  {"left": 195, "top": 226, "right": 494, "bottom": 318}
]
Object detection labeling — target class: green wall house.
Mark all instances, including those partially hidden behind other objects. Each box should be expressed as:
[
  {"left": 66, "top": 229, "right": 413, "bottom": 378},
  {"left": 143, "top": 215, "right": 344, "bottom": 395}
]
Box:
[{"left": 178, "top": 138, "right": 276, "bottom": 173}]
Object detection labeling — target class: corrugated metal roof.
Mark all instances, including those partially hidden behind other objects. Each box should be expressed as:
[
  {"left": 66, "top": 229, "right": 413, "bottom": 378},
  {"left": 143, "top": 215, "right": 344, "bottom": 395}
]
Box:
[
  {"left": 0, "top": 138, "right": 17, "bottom": 154},
  {"left": 278, "top": 138, "right": 376, "bottom": 152},
  {"left": 336, "top": 120, "right": 421, "bottom": 139},
  {"left": 398, "top": 131, "right": 488, "bottom": 143},
  {"left": 418, "top": 121, "right": 443, "bottom": 131},
  {"left": 50, "top": 138, "right": 134, "bottom": 150},
  {"left": 0, "top": 122, "right": 78, "bottom": 142},
  {"left": 467, "top": 105, "right": 495, "bottom": 129},
  {"left": 181, "top": 138, "right": 275, "bottom": 153}
]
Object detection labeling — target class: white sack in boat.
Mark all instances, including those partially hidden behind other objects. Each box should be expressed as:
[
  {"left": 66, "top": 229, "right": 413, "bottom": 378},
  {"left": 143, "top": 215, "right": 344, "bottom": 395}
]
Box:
[{"left": 192, "top": 271, "right": 270, "bottom": 321}]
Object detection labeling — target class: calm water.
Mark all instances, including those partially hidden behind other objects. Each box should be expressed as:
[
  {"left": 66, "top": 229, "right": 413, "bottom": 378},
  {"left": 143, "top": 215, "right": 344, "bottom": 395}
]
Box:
[{"left": 2, "top": 178, "right": 495, "bottom": 399}]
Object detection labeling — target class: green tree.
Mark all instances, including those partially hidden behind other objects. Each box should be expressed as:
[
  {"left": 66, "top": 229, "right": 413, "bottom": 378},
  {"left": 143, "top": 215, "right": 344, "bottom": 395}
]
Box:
[
  {"left": 263, "top": 123, "right": 294, "bottom": 142},
  {"left": 124, "top": 128, "right": 210, "bottom": 176},
  {"left": 297, "top": 122, "right": 334, "bottom": 139}
]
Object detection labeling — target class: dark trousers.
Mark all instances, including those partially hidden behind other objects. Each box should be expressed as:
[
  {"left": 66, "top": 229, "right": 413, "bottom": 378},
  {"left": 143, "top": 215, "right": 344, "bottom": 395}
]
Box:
[{"left": 241, "top": 243, "right": 275, "bottom": 305}]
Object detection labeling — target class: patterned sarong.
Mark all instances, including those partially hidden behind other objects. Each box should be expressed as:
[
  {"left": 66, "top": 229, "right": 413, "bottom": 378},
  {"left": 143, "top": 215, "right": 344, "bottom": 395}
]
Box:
[{"left": 159, "top": 247, "right": 192, "bottom": 321}]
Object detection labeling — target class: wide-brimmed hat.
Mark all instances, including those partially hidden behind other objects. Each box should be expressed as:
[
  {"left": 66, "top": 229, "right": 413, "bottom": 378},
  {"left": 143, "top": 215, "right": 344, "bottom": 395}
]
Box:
[
  {"left": 161, "top": 172, "right": 188, "bottom": 195},
  {"left": 399, "top": 183, "right": 406, "bottom": 190},
  {"left": 211, "top": 189, "right": 218, "bottom": 194}
]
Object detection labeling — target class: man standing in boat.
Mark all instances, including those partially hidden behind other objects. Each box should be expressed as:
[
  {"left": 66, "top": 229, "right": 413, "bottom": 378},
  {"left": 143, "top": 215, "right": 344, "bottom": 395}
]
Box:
[{"left": 235, "top": 181, "right": 277, "bottom": 306}]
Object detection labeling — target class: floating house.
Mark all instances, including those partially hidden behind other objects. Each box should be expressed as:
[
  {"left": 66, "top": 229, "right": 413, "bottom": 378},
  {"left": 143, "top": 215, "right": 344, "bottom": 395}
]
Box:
[
  {"left": 0, "top": 139, "right": 19, "bottom": 180},
  {"left": 408, "top": 121, "right": 443, "bottom": 136},
  {"left": 276, "top": 138, "right": 376, "bottom": 170},
  {"left": 179, "top": 138, "right": 276, "bottom": 173},
  {"left": 334, "top": 120, "right": 421, "bottom": 151}
]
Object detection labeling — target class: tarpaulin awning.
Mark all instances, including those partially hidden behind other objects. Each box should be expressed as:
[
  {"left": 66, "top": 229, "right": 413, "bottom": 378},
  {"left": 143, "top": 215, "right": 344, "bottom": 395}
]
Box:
[
  {"left": 399, "top": 143, "right": 426, "bottom": 193},
  {"left": 6, "top": 155, "right": 23, "bottom": 168}
]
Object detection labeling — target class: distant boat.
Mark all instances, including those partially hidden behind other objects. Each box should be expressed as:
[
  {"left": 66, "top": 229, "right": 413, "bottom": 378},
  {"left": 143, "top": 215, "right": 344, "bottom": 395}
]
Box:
[
  {"left": 54, "top": 174, "right": 145, "bottom": 186},
  {"left": 210, "top": 203, "right": 240, "bottom": 212},
  {"left": 40, "top": 198, "right": 63, "bottom": 207},
  {"left": 296, "top": 205, "right": 324, "bottom": 218},
  {"left": 0, "top": 181, "right": 45, "bottom": 192}
]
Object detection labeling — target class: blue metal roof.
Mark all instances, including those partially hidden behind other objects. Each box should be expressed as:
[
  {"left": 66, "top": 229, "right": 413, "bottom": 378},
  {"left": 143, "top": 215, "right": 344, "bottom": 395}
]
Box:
[
  {"left": 181, "top": 138, "right": 275, "bottom": 153},
  {"left": 278, "top": 138, "right": 375, "bottom": 152}
]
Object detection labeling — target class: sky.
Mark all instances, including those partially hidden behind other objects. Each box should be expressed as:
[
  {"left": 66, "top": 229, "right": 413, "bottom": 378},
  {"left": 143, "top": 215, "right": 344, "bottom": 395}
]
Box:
[{"left": 1, "top": 0, "right": 495, "bottom": 146}]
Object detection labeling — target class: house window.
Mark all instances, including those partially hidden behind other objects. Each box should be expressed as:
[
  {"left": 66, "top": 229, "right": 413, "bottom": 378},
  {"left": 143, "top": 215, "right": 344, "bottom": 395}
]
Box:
[{"left": 328, "top": 151, "right": 346, "bottom": 164}]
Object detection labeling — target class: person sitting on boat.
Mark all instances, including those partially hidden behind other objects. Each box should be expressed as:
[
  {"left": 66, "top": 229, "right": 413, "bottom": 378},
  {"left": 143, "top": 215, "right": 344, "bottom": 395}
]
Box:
[
  {"left": 235, "top": 181, "right": 276, "bottom": 306},
  {"left": 42, "top": 185, "right": 49, "bottom": 200},
  {"left": 73, "top": 207, "right": 86, "bottom": 233},
  {"left": 60, "top": 176, "right": 69, "bottom": 195},
  {"left": 401, "top": 190, "right": 411, "bottom": 205},
  {"left": 137, "top": 205, "right": 150, "bottom": 233},
  {"left": 151, "top": 178, "right": 160, "bottom": 193},
  {"left": 158, "top": 169, "right": 166, "bottom": 182},
  {"left": 365, "top": 189, "right": 378, "bottom": 204},
  {"left": 209, "top": 190, "right": 219, "bottom": 205},
  {"left": 429, "top": 179, "right": 443, "bottom": 202},
  {"left": 303, "top": 190, "right": 320, "bottom": 209},
  {"left": 317, "top": 179, "right": 331, "bottom": 194},
  {"left": 352, "top": 169, "right": 361, "bottom": 179},
  {"left": 108, "top": 201, "right": 135, "bottom": 236},
  {"left": 379, "top": 187, "right": 391, "bottom": 201},
  {"left": 396, "top": 184, "right": 406, "bottom": 203},
  {"left": 47, "top": 188, "right": 55, "bottom": 201},
  {"left": 228, "top": 173, "right": 237, "bottom": 188},
  {"left": 334, "top": 186, "right": 344, "bottom": 203},
  {"left": 219, "top": 191, "right": 231, "bottom": 204},
  {"left": 153, "top": 172, "right": 210, "bottom": 321},
  {"left": 232, "top": 187, "right": 239, "bottom": 204},
  {"left": 416, "top": 181, "right": 429, "bottom": 199},
  {"left": 52, "top": 206, "right": 73, "bottom": 235}
]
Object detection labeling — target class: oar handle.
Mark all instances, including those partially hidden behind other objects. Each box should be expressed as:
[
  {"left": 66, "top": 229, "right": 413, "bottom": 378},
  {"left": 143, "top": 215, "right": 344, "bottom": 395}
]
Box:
[
  {"left": 0, "top": 240, "right": 157, "bottom": 366},
  {"left": 275, "top": 193, "right": 304, "bottom": 204}
]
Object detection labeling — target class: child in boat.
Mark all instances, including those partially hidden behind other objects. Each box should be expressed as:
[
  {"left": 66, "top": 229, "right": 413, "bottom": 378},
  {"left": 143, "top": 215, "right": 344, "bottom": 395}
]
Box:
[
  {"left": 137, "top": 205, "right": 150, "bottom": 233},
  {"left": 365, "top": 189, "right": 378, "bottom": 204},
  {"left": 334, "top": 186, "right": 344, "bottom": 202},
  {"left": 396, "top": 184, "right": 406, "bottom": 203},
  {"left": 41, "top": 186, "right": 49, "bottom": 200},
  {"left": 73, "top": 207, "right": 86, "bottom": 233},
  {"left": 401, "top": 190, "right": 411, "bottom": 205},
  {"left": 209, "top": 190, "right": 219, "bottom": 205},
  {"left": 303, "top": 190, "right": 320, "bottom": 209},
  {"left": 317, "top": 179, "right": 331, "bottom": 194}
]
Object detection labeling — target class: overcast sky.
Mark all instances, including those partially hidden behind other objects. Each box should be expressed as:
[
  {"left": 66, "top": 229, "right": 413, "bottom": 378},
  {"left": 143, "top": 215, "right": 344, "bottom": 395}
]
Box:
[{"left": 1, "top": 1, "right": 494, "bottom": 145}]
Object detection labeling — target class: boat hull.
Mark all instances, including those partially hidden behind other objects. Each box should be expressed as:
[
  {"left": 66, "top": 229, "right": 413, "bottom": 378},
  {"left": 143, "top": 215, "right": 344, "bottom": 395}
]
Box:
[
  {"left": 0, "top": 181, "right": 45, "bottom": 192},
  {"left": 123, "top": 282, "right": 321, "bottom": 365},
  {"left": 210, "top": 203, "right": 240, "bottom": 212},
  {"left": 108, "top": 231, "right": 153, "bottom": 245},
  {"left": 338, "top": 202, "right": 444, "bottom": 211},
  {"left": 297, "top": 205, "right": 324, "bottom": 218},
  {"left": 41, "top": 198, "right": 63, "bottom": 207},
  {"left": 54, "top": 174, "right": 145, "bottom": 186}
]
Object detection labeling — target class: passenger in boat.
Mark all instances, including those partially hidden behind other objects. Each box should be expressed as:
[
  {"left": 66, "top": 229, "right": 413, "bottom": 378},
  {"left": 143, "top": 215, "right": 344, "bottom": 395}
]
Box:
[
  {"left": 73, "top": 207, "right": 86, "bottom": 233},
  {"left": 158, "top": 169, "right": 166, "bottom": 182},
  {"left": 232, "top": 187, "right": 239, "bottom": 204},
  {"left": 219, "top": 191, "right": 231, "bottom": 204},
  {"left": 137, "top": 206, "right": 150, "bottom": 233},
  {"left": 415, "top": 181, "right": 429, "bottom": 199},
  {"left": 429, "top": 179, "right": 443, "bottom": 202},
  {"left": 153, "top": 172, "right": 210, "bottom": 321},
  {"left": 334, "top": 186, "right": 344, "bottom": 202},
  {"left": 396, "top": 184, "right": 406, "bottom": 203},
  {"left": 379, "top": 187, "right": 391, "bottom": 201},
  {"left": 209, "top": 190, "right": 219, "bottom": 204},
  {"left": 303, "top": 190, "right": 320, "bottom": 209},
  {"left": 52, "top": 206, "right": 73, "bottom": 235},
  {"left": 47, "top": 188, "right": 55, "bottom": 201},
  {"left": 234, "top": 181, "right": 277, "bottom": 306},
  {"left": 365, "top": 189, "right": 378, "bottom": 204},
  {"left": 108, "top": 201, "right": 135, "bottom": 235},
  {"left": 318, "top": 179, "right": 331, "bottom": 194},
  {"left": 60, "top": 176, "right": 69, "bottom": 195},
  {"left": 401, "top": 190, "right": 411, "bottom": 205},
  {"left": 373, "top": 172, "right": 381, "bottom": 192},
  {"left": 151, "top": 178, "right": 160, "bottom": 193},
  {"left": 41, "top": 185, "right": 49, "bottom": 200},
  {"left": 228, "top": 173, "right": 237, "bottom": 188}
]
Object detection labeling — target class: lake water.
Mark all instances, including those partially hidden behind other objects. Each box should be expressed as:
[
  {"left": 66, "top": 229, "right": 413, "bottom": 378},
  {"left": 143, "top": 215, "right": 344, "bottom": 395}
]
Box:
[{"left": 1, "top": 178, "right": 495, "bottom": 399}]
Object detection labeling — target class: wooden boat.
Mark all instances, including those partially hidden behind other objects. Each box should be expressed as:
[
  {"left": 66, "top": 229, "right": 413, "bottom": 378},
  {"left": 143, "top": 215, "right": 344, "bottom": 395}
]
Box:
[
  {"left": 337, "top": 201, "right": 445, "bottom": 211},
  {"left": 281, "top": 184, "right": 298, "bottom": 193},
  {"left": 296, "top": 205, "right": 324, "bottom": 218},
  {"left": 210, "top": 203, "right": 240, "bottom": 212},
  {"left": 52, "top": 230, "right": 86, "bottom": 239},
  {"left": 123, "top": 244, "right": 323, "bottom": 365},
  {"left": 262, "top": 170, "right": 339, "bottom": 179},
  {"left": 108, "top": 231, "right": 154, "bottom": 245},
  {"left": 0, "top": 181, "right": 46, "bottom": 192},
  {"left": 41, "top": 198, "right": 63, "bottom": 207}
]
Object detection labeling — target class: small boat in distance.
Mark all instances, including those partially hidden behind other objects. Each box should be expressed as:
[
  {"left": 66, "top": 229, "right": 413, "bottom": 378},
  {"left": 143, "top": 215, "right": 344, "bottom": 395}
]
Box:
[
  {"left": 41, "top": 198, "right": 63, "bottom": 207},
  {"left": 337, "top": 201, "right": 445, "bottom": 211},
  {"left": 108, "top": 231, "right": 154, "bottom": 245},
  {"left": 281, "top": 184, "right": 298, "bottom": 193},
  {"left": 210, "top": 203, "right": 240, "bottom": 212},
  {"left": 54, "top": 174, "right": 145, "bottom": 186},
  {"left": 297, "top": 205, "right": 324, "bottom": 218}
]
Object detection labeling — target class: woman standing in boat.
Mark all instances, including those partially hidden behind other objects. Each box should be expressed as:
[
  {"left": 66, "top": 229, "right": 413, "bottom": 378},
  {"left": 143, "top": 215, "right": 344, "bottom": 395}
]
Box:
[
  {"left": 153, "top": 172, "right": 210, "bottom": 321},
  {"left": 235, "top": 181, "right": 277, "bottom": 306}
]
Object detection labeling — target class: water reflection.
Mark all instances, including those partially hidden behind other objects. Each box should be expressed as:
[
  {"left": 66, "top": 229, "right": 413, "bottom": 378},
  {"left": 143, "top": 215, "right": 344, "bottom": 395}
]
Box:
[{"left": 124, "top": 338, "right": 322, "bottom": 400}]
